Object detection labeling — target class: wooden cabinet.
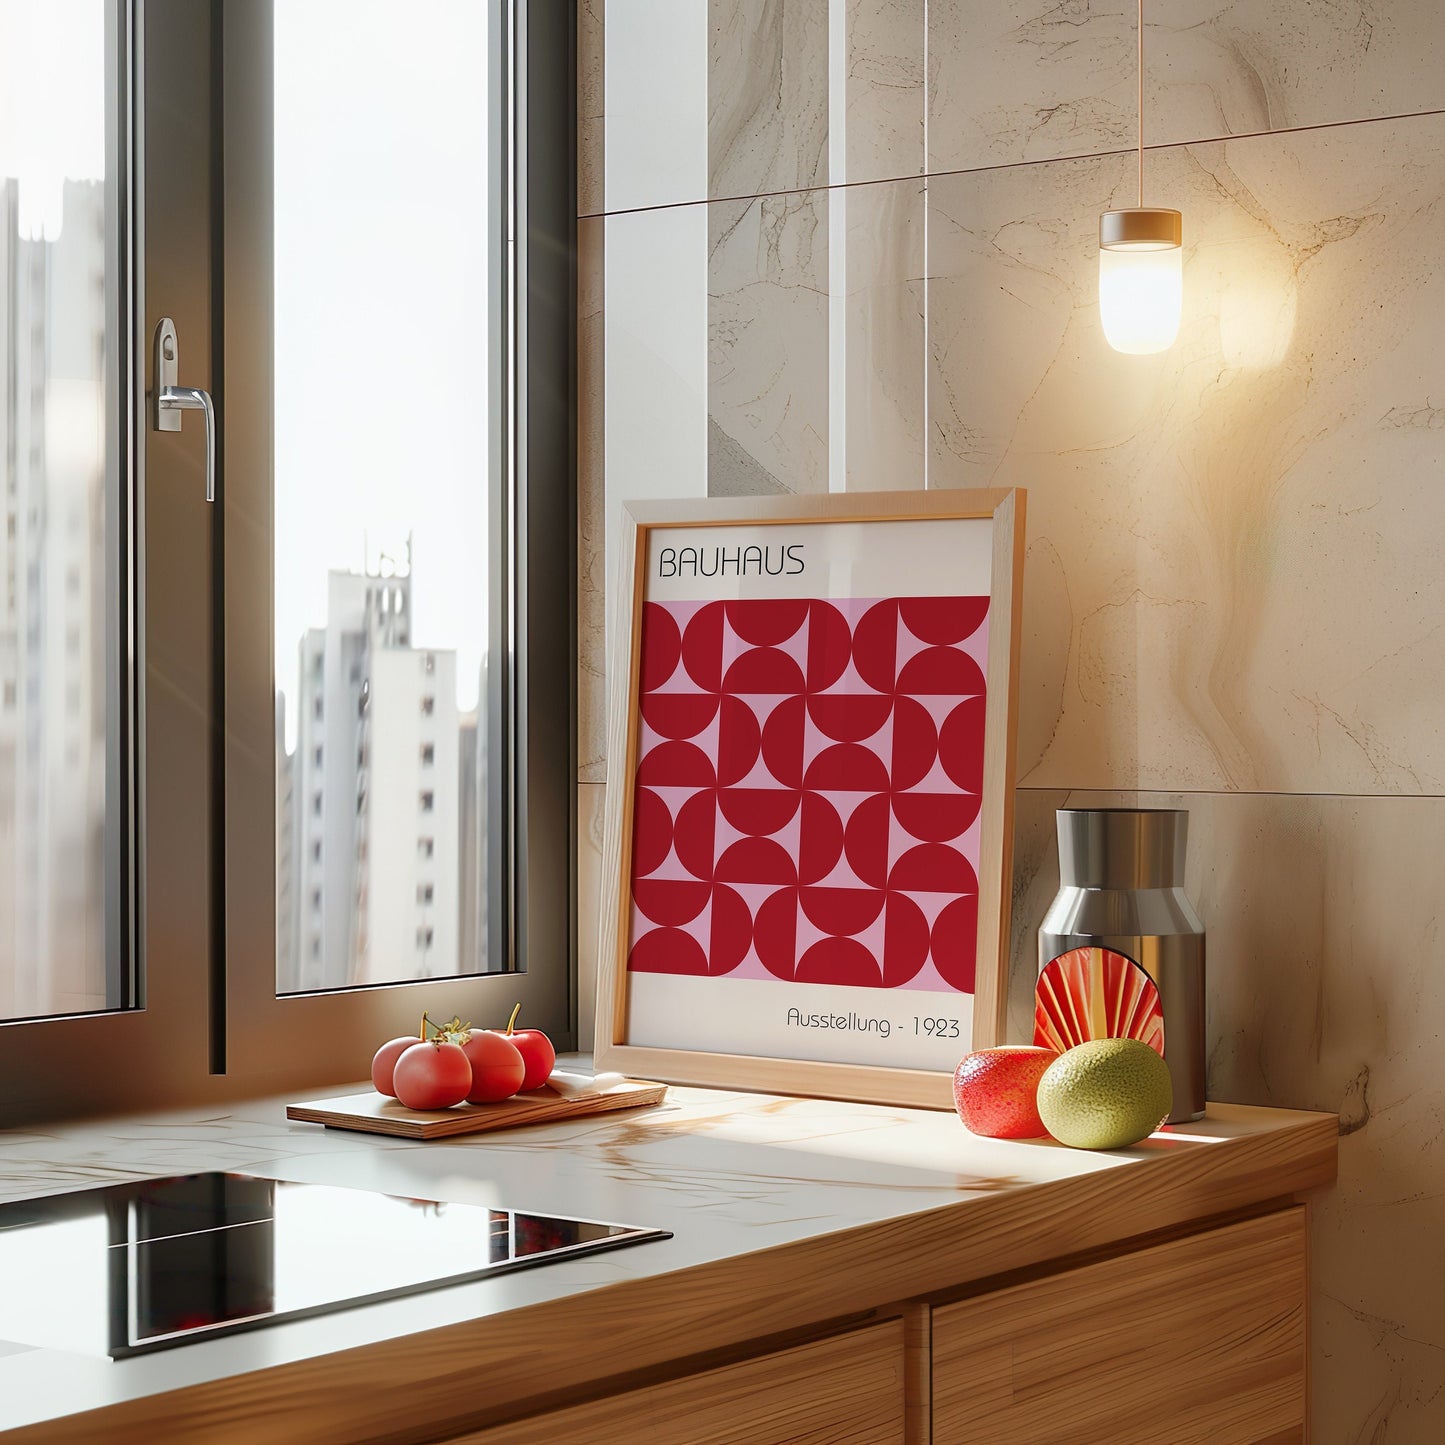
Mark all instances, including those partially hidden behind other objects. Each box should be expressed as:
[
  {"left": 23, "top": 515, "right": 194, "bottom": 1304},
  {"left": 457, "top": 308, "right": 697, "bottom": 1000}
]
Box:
[
  {"left": 453, "top": 1319, "right": 906, "bottom": 1445},
  {"left": 3, "top": 1105, "right": 1332, "bottom": 1445},
  {"left": 931, "top": 1209, "right": 1308, "bottom": 1444},
  {"left": 455, "top": 1211, "right": 1306, "bottom": 1445}
]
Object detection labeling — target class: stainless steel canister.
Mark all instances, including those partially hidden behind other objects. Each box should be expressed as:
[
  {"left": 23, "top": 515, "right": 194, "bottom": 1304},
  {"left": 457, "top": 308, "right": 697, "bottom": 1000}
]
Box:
[{"left": 1038, "top": 808, "right": 1205, "bottom": 1123}]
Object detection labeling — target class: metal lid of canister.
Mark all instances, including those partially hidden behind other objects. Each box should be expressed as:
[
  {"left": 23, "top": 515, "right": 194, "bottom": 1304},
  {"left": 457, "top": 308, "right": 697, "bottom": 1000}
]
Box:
[{"left": 1055, "top": 808, "right": 1188, "bottom": 891}]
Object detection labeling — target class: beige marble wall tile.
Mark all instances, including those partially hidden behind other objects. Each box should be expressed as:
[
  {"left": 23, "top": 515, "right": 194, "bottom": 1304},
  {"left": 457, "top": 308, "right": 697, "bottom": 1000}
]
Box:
[
  {"left": 578, "top": 218, "right": 606, "bottom": 783},
  {"left": 927, "top": 112, "right": 1445, "bottom": 795},
  {"left": 710, "top": 0, "right": 830, "bottom": 199},
  {"left": 1007, "top": 787, "right": 1445, "bottom": 1443},
  {"left": 577, "top": 782, "right": 607, "bottom": 1050},
  {"left": 844, "top": 0, "right": 924, "bottom": 183},
  {"left": 708, "top": 189, "right": 830, "bottom": 495},
  {"left": 578, "top": 0, "right": 605, "bottom": 217},
  {"left": 927, "top": 0, "right": 1445, "bottom": 177}
]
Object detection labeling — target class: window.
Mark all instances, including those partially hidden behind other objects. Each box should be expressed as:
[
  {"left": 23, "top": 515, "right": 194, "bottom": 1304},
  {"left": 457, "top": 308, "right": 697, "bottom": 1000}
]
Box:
[
  {"left": 0, "top": 1, "right": 575, "bottom": 1119},
  {"left": 0, "top": 2, "right": 118, "bottom": 1024},
  {"left": 419, "top": 791, "right": 434, "bottom": 814}
]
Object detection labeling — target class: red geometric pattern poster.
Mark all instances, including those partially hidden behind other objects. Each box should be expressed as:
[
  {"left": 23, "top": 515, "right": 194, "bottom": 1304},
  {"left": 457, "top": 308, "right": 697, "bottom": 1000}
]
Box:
[{"left": 626, "top": 596, "right": 989, "bottom": 994}]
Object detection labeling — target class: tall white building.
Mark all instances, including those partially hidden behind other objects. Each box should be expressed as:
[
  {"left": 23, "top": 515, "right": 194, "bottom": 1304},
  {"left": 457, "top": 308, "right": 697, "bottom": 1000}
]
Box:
[
  {"left": 279, "top": 559, "right": 466, "bottom": 991},
  {"left": 0, "top": 179, "right": 108, "bottom": 1020}
]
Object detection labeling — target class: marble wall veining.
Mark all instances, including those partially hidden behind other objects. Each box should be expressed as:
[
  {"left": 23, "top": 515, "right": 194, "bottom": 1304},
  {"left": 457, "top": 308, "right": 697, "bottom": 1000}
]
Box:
[
  {"left": 710, "top": 0, "right": 829, "bottom": 198},
  {"left": 927, "top": 115, "right": 1445, "bottom": 796},
  {"left": 579, "top": 5, "right": 1445, "bottom": 1439}
]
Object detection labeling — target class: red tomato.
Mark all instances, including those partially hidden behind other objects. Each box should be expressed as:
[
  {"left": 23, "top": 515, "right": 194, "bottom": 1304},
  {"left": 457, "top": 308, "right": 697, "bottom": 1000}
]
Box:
[
  {"left": 392, "top": 1040, "right": 472, "bottom": 1110},
  {"left": 459, "top": 1031, "right": 525, "bottom": 1103},
  {"left": 507, "top": 1028, "right": 556, "bottom": 1091},
  {"left": 371, "top": 1036, "right": 422, "bottom": 1098}
]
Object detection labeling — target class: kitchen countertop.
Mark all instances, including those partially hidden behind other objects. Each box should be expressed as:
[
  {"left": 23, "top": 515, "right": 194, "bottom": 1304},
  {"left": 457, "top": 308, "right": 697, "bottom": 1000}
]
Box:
[{"left": 0, "top": 1062, "right": 1337, "bottom": 1442}]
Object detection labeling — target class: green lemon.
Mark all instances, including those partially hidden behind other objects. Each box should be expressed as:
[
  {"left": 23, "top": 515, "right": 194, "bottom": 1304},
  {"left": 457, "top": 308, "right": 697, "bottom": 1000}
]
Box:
[{"left": 1036, "top": 1038, "right": 1173, "bottom": 1150}]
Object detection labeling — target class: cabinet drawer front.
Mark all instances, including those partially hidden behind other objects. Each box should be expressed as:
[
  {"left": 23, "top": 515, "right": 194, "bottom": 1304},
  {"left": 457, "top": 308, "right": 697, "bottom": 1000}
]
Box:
[
  {"left": 932, "top": 1207, "right": 1307, "bottom": 1445},
  {"left": 457, "top": 1318, "right": 905, "bottom": 1445}
]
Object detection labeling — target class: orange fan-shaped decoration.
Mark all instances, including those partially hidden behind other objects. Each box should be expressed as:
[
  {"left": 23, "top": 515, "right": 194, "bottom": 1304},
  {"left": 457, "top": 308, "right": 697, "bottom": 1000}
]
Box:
[{"left": 1034, "top": 946, "right": 1165, "bottom": 1057}]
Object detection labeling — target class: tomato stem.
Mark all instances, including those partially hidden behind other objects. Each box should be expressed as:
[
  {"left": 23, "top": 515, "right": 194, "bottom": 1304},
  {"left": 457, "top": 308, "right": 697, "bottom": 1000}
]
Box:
[
  {"left": 420, "top": 1011, "right": 431, "bottom": 1041},
  {"left": 506, "top": 1003, "right": 522, "bottom": 1035}
]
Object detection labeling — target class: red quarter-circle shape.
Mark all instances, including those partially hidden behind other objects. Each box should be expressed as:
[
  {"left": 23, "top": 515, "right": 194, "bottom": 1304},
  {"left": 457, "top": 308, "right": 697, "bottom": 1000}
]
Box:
[
  {"left": 889, "top": 694, "right": 937, "bottom": 791},
  {"left": 716, "top": 836, "right": 797, "bottom": 885},
  {"left": 715, "top": 695, "right": 762, "bottom": 786},
  {"left": 681, "top": 602, "right": 727, "bottom": 690},
  {"left": 796, "top": 937, "right": 882, "bottom": 988},
  {"left": 881, "top": 893, "right": 931, "bottom": 987},
  {"left": 760, "top": 695, "right": 807, "bottom": 788},
  {"left": 804, "top": 601, "right": 853, "bottom": 691},
  {"left": 896, "top": 644, "right": 986, "bottom": 697},
  {"left": 629, "top": 787, "right": 673, "bottom": 878},
  {"left": 890, "top": 790, "right": 980, "bottom": 844},
  {"left": 931, "top": 893, "right": 979, "bottom": 993},
  {"left": 898, "top": 596, "right": 988, "bottom": 646},
  {"left": 708, "top": 884, "right": 753, "bottom": 973},
  {"left": 670, "top": 789, "right": 718, "bottom": 880},
  {"left": 753, "top": 888, "right": 800, "bottom": 979},
  {"left": 640, "top": 690, "right": 721, "bottom": 741},
  {"left": 639, "top": 604, "right": 683, "bottom": 692},
  {"left": 638, "top": 740, "right": 716, "bottom": 788},
  {"left": 632, "top": 877, "right": 711, "bottom": 927},
  {"left": 726, "top": 599, "right": 808, "bottom": 647},
  {"left": 724, "top": 646, "right": 805, "bottom": 694},
  {"left": 889, "top": 843, "right": 977, "bottom": 894},
  {"left": 938, "top": 695, "right": 986, "bottom": 793},
  {"left": 805, "top": 743, "right": 890, "bottom": 792},
  {"left": 851, "top": 601, "right": 900, "bottom": 693},
  {"left": 629, "top": 927, "right": 709, "bottom": 976},
  {"left": 843, "top": 793, "right": 891, "bottom": 889}
]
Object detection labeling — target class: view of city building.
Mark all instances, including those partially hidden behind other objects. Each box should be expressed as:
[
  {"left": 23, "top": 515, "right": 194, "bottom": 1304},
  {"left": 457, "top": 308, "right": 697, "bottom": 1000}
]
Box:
[
  {"left": 275, "top": 551, "right": 491, "bottom": 993},
  {"left": 0, "top": 176, "right": 109, "bottom": 1021}
]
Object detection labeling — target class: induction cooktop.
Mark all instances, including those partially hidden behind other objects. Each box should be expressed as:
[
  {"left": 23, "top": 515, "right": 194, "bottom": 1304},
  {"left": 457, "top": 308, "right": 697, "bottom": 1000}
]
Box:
[{"left": 0, "top": 1172, "right": 670, "bottom": 1358}]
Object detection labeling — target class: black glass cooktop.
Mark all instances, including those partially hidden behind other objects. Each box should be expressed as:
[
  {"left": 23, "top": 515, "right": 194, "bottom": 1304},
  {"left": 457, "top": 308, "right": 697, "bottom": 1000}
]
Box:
[{"left": 0, "top": 1172, "right": 669, "bottom": 1358}]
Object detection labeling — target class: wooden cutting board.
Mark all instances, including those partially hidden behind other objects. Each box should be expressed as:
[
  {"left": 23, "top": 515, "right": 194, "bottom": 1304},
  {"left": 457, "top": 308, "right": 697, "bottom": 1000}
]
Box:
[{"left": 286, "top": 1078, "right": 668, "bottom": 1140}]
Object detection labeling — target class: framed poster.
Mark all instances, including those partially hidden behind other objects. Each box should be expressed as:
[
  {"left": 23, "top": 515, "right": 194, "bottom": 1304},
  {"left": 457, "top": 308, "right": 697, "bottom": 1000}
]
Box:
[{"left": 594, "top": 489, "right": 1025, "bottom": 1110}]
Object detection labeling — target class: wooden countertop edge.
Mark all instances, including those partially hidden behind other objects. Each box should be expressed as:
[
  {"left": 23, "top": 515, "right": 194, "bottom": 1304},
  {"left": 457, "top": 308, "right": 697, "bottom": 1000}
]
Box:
[{"left": 2, "top": 1110, "right": 1339, "bottom": 1445}]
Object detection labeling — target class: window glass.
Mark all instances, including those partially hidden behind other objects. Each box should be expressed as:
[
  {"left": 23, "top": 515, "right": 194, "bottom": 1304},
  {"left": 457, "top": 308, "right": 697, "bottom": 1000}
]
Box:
[
  {"left": 0, "top": 0, "right": 116, "bottom": 1021},
  {"left": 273, "top": 1, "right": 494, "bottom": 993}
]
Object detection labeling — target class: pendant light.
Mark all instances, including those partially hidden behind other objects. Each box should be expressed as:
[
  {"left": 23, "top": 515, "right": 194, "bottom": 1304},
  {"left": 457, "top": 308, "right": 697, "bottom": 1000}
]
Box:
[{"left": 1098, "top": 0, "right": 1181, "bottom": 354}]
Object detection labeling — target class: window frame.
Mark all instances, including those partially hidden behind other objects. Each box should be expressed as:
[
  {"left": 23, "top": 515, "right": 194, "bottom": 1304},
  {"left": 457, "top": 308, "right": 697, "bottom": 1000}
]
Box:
[
  {"left": 0, "top": 0, "right": 577, "bottom": 1123},
  {"left": 0, "top": 0, "right": 226, "bottom": 1119},
  {"left": 219, "top": 0, "right": 577, "bottom": 1087}
]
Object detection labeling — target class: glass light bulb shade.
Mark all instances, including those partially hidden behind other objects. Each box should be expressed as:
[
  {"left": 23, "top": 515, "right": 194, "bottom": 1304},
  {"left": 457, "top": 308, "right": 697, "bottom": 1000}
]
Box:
[{"left": 1098, "top": 243, "right": 1182, "bottom": 354}]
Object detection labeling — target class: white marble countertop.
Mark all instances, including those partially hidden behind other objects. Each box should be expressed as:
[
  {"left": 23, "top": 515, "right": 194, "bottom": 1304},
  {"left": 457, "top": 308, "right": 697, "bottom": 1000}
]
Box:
[{"left": 0, "top": 1063, "right": 1335, "bottom": 1440}]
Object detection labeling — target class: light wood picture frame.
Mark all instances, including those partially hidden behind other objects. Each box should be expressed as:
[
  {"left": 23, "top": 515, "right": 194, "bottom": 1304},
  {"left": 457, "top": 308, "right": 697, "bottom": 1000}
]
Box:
[{"left": 594, "top": 489, "right": 1026, "bottom": 1109}]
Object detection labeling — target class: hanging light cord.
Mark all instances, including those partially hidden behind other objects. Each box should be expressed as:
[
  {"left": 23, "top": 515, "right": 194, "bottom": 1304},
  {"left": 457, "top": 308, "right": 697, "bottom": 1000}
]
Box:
[{"left": 1137, "top": 0, "right": 1145, "bottom": 207}]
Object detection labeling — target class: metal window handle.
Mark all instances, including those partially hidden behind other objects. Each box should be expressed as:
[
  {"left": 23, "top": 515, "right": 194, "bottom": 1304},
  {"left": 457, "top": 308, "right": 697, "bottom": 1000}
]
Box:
[{"left": 152, "top": 317, "right": 216, "bottom": 503}]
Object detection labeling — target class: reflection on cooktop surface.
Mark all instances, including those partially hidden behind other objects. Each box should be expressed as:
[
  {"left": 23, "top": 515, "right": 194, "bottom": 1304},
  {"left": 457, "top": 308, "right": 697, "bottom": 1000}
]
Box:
[{"left": 0, "top": 1173, "right": 670, "bottom": 1358}]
